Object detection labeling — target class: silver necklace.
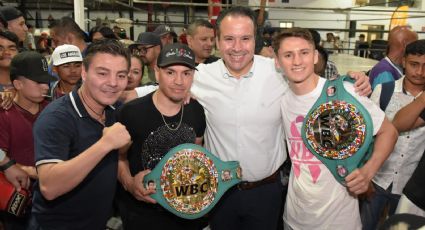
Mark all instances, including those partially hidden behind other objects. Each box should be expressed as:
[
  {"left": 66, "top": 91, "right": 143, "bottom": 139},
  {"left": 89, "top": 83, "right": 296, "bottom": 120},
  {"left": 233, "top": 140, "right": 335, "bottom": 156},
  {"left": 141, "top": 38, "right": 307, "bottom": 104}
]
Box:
[{"left": 160, "top": 104, "right": 184, "bottom": 131}]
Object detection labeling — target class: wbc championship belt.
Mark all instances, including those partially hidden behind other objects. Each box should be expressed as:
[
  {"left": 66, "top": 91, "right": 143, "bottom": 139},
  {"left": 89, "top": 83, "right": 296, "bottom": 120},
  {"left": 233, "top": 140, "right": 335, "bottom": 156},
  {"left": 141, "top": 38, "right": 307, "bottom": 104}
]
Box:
[
  {"left": 143, "top": 143, "right": 242, "bottom": 219},
  {"left": 301, "top": 75, "right": 374, "bottom": 185}
]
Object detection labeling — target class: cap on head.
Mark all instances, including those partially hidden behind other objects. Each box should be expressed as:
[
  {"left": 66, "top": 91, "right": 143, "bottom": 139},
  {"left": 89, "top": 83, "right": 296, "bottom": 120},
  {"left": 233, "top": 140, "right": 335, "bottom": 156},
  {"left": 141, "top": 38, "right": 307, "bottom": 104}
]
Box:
[
  {"left": 0, "top": 6, "right": 23, "bottom": 22},
  {"left": 10, "top": 51, "right": 56, "bottom": 84},
  {"left": 51, "top": 44, "right": 83, "bottom": 66},
  {"left": 154, "top": 25, "right": 177, "bottom": 37},
  {"left": 129, "top": 32, "right": 161, "bottom": 50},
  {"left": 157, "top": 43, "right": 197, "bottom": 70}
]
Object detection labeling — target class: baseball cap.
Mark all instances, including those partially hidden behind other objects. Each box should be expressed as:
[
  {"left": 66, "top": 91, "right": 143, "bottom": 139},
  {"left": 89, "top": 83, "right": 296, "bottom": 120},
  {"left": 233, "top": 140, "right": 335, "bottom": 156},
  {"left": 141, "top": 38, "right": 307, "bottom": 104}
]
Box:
[
  {"left": 154, "top": 25, "right": 177, "bottom": 37},
  {"left": 157, "top": 43, "right": 197, "bottom": 70},
  {"left": 51, "top": 44, "right": 83, "bottom": 66},
  {"left": 0, "top": 6, "right": 23, "bottom": 22},
  {"left": 10, "top": 51, "right": 56, "bottom": 84},
  {"left": 128, "top": 32, "right": 161, "bottom": 50}
]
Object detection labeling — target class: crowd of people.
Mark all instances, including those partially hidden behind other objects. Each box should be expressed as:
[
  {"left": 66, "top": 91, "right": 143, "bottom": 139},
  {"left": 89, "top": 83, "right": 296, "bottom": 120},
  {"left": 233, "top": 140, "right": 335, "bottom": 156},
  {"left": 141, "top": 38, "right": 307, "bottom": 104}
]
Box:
[{"left": 0, "top": 4, "right": 424, "bottom": 230}]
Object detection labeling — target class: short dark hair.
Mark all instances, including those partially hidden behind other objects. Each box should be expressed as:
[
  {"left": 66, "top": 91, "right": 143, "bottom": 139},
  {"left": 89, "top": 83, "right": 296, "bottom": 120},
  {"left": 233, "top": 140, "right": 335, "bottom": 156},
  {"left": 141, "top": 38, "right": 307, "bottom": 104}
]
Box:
[
  {"left": 216, "top": 6, "right": 256, "bottom": 39},
  {"left": 83, "top": 39, "right": 130, "bottom": 71},
  {"left": 273, "top": 27, "right": 315, "bottom": 54},
  {"left": 308, "top": 29, "right": 321, "bottom": 47},
  {"left": 50, "top": 17, "right": 87, "bottom": 41},
  {"left": 187, "top": 19, "right": 214, "bottom": 36},
  {"left": 316, "top": 46, "right": 329, "bottom": 64},
  {"left": 359, "top": 34, "right": 365, "bottom": 38},
  {"left": 405, "top": 39, "right": 425, "bottom": 57},
  {"left": 0, "top": 30, "right": 19, "bottom": 47},
  {"left": 89, "top": 26, "right": 118, "bottom": 42}
]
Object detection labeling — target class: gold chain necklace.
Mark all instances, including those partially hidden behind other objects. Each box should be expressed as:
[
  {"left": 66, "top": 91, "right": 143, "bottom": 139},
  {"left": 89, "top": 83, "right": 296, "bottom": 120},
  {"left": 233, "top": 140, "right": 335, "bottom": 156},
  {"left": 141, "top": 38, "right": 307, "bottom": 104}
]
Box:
[
  {"left": 160, "top": 104, "right": 184, "bottom": 131},
  {"left": 155, "top": 92, "right": 184, "bottom": 131}
]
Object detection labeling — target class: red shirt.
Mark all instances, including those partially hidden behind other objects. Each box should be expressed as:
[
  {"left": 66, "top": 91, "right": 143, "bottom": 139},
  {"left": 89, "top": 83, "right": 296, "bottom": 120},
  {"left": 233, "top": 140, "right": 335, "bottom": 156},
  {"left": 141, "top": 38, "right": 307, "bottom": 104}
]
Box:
[{"left": 0, "top": 100, "right": 49, "bottom": 166}]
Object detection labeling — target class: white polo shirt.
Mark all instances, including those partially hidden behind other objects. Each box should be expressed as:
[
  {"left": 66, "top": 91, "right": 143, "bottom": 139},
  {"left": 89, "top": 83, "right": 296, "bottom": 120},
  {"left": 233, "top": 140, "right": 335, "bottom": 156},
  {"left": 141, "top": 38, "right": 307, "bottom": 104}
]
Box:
[{"left": 191, "top": 55, "right": 288, "bottom": 181}]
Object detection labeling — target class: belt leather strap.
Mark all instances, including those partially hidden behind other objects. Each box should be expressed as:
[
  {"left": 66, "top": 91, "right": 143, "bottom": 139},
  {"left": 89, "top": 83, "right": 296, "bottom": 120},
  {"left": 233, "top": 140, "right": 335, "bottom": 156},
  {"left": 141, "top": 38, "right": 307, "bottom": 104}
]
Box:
[{"left": 237, "top": 170, "right": 280, "bottom": 190}]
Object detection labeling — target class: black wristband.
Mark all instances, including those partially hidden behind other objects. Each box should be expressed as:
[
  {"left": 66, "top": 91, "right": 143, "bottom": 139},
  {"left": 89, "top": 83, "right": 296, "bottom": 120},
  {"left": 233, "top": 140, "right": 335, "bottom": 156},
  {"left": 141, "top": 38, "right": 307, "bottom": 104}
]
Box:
[{"left": 0, "top": 159, "right": 16, "bottom": 171}]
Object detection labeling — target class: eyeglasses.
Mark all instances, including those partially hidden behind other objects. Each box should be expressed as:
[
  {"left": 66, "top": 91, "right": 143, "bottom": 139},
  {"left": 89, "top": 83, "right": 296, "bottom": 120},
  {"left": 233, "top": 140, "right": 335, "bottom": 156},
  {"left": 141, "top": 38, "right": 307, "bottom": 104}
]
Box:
[{"left": 132, "top": 45, "right": 155, "bottom": 56}]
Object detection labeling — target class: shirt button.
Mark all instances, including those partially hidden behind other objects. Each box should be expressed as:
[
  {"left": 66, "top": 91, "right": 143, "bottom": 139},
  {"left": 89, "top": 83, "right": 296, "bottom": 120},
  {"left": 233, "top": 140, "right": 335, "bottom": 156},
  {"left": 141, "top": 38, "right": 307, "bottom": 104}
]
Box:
[
  {"left": 401, "top": 154, "right": 404, "bottom": 157},
  {"left": 395, "top": 172, "right": 398, "bottom": 174},
  {"left": 407, "top": 136, "right": 410, "bottom": 138}
]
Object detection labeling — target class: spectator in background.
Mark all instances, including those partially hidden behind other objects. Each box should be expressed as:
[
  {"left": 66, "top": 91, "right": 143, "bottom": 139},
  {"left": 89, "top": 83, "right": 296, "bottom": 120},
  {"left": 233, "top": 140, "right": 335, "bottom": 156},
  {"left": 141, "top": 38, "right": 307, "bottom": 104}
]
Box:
[
  {"left": 89, "top": 26, "right": 118, "bottom": 43},
  {"left": 129, "top": 32, "right": 162, "bottom": 85},
  {"left": 369, "top": 26, "right": 418, "bottom": 90},
  {"left": 126, "top": 54, "right": 143, "bottom": 90},
  {"left": 0, "top": 51, "right": 54, "bottom": 230},
  {"left": 334, "top": 36, "right": 342, "bottom": 53},
  {"left": 208, "top": 0, "right": 222, "bottom": 25},
  {"left": 153, "top": 25, "right": 177, "bottom": 47},
  {"left": 255, "top": 36, "right": 274, "bottom": 58},
  {"left": 0, "top": 31, "right": 19, "bottom": 110},
  {"left": 315, "top": 46, "right": 329, "bottom": 77},
  {"left": 36, "top": 32, "right": 51, "bottom": 56},
  {"left": 25, "top": 24, "right": 36, "bottom": 50},
  {"left": 0, "top": 10, "right": 7, "bottom": 30},
  {"left": 322, "top": 32, "right": 337, "bottom": 54},
  {"left": 49, "top": 16, "right": 88, "bottom": 55},
  {"left": 0, "top": 6, "right": 27, "bottom": 44},
  {"left": 113, "top": 26, "right": 127, "bottom": 39},
  {"left": 354, "top": 34, "right": 369, "bottom": 57},
  {"left": 262, "top": 27, "right": 275, "bottom": 40},
  {"left": 186, "top": 19, "right": 219, "bottom": 65},
  {"left": 394, "top": 105, "right": 425, "bottom": 218},
  {"left": 362, "top": 39, "right": 425, "bottom": 230},
  {"left": 309, "top": 29, "right": 340, "bottom": 79},
  {"left": 49, "top": 44, "right": 83, "bottom": 100}
]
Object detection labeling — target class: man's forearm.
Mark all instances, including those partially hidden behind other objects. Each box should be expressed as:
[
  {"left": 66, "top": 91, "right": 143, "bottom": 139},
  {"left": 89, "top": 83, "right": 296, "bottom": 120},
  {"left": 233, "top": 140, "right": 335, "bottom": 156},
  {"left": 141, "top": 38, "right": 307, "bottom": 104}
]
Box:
[
  {"left": 37, "top": 139, "right": 113, "bottom": 200},
  {"left": 393, "top": 97, "right": 425, "bottom": 132},
  {"left": 363, "top": 118, "right": 398, "bottom": 179},
  {"left": 120, "top": 85, "right": 158, "bottom": 103}
]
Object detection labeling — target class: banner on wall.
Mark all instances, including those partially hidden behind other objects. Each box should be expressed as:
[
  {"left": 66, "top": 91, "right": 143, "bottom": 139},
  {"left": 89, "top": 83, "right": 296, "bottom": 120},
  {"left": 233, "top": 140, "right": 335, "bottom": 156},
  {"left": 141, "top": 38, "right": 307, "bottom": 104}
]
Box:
[{"left": 390, "top": 5, "right": 409, "bottom": 30}]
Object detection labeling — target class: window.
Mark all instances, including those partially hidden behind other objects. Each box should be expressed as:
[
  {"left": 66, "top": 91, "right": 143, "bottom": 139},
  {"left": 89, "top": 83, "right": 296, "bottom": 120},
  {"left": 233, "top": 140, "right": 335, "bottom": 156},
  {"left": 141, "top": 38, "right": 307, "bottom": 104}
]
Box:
[
  {"left": 367, "top": 0, "right": 416, "bottom": 7},
  {"left": 279, "top": 21, "right": 293, "bottom": 28}
]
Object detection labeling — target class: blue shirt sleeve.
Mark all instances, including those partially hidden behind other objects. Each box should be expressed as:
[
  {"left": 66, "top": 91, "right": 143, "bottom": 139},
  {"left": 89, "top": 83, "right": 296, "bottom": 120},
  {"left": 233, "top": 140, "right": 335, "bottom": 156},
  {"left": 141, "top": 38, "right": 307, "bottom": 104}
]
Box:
[
  {"left": 33, "top": 109, "right": 76, "bottom": 165},
  {"left": 372, "top": 71, "right": 395, "bottom": 90}
]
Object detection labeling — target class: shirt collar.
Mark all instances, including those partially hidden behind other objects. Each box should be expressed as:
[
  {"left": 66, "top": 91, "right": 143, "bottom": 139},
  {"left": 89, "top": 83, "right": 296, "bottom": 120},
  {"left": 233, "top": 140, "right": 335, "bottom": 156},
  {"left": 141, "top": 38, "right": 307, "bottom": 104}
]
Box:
[
  {"left": 221, "top": 56, "right": 255, "bottom": 79},
  {"left": 69, "top": 88, "right": 116, "bottom": 118},
  {"left": 385, "top": 56, "right": 404, "bottom": 76}
]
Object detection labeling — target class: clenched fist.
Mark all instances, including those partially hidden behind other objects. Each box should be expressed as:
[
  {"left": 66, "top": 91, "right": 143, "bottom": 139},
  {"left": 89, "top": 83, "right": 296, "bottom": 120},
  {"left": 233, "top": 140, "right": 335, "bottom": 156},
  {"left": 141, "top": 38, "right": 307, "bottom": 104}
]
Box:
[{"left": 101, "top": 122, "right": 131, "bottom": 151}]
